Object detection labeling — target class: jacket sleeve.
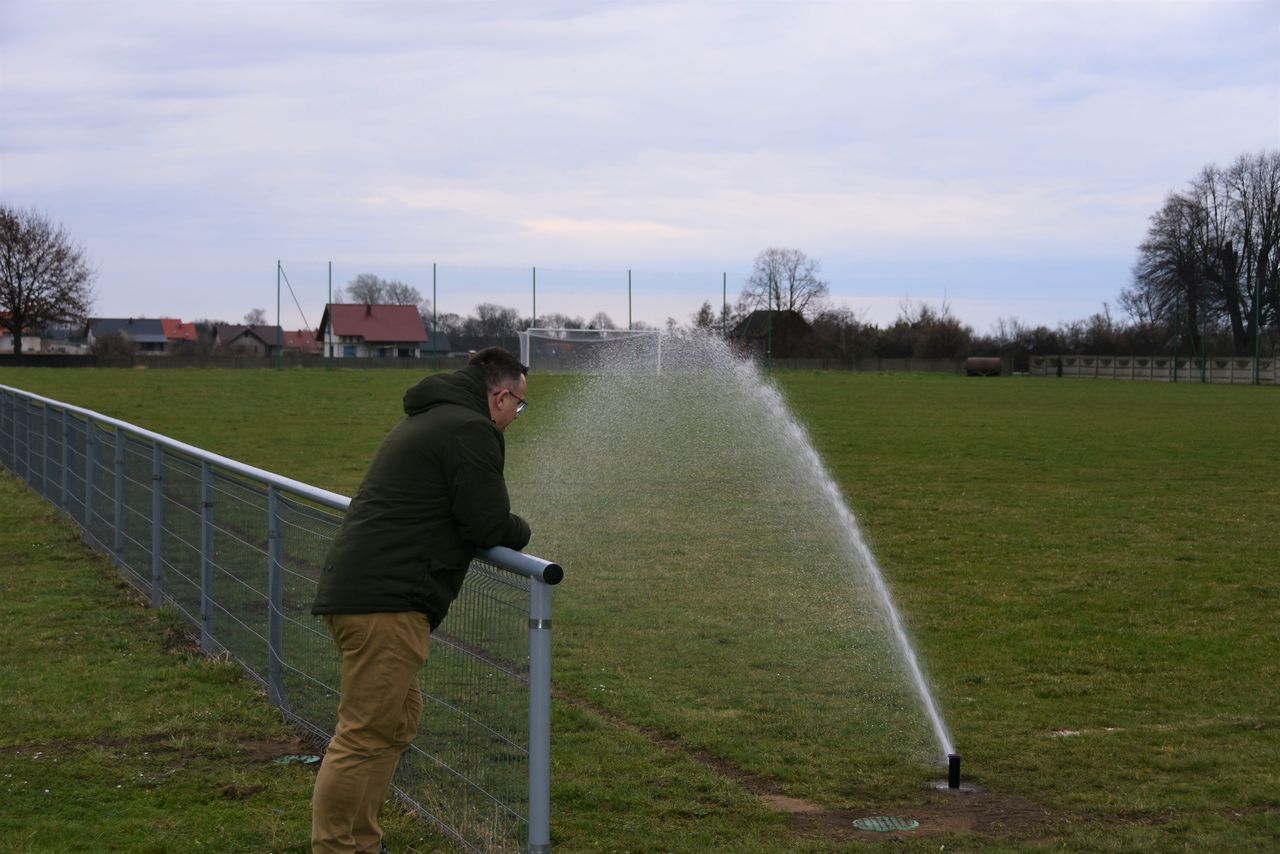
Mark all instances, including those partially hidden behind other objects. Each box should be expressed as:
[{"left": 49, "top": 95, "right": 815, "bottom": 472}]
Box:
[{"left": 446, "top": 421, "right": 532, "bottom": 552}]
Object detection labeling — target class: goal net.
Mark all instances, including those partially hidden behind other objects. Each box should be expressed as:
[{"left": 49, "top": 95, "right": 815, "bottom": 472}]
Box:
[{"left": 519, "top": 328, "right": 662, "bottom": 374}]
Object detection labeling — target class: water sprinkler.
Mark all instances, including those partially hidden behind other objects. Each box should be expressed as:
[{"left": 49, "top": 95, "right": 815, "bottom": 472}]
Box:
[{"left": 947, "top": 753, "right": 961, "bottom": 790}]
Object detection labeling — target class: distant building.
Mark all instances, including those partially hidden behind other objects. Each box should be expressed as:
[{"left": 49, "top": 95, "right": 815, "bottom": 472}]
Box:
[
  {"left": 317, "top": 304, "right": 428, "bottom": 358},
  {"left": 41, "top": 324, "right": 88, "bottom": 355},
  {"left": 88, "top": 318, "right": 168, "bottom": 353},
  {"left": 161, "top": 318, "right": 199, "bottom": 346},
  {"left": 282, "top": 329, "right": 322, "bottom": 356},
  {"left": 729, "top": 309, "right": 813, "bottom": 360},
  {"left": 215, "top": 324, "right": 285, "bottom": 356},
  {"left": 0, "top": 312, "right": 43, "bottom": 354}
]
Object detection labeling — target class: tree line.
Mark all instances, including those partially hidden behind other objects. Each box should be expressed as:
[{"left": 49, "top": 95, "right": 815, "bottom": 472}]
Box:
[{"left": 3, "top": 150, "right": 1276, "bottom": 363}]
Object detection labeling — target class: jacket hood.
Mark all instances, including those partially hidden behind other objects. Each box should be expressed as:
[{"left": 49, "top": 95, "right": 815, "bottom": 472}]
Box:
[{"left": 403, "top": 365, "right": 489, "bottom": 418}]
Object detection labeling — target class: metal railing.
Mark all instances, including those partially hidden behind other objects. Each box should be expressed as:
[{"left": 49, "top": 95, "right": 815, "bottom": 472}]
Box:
[{"left": 0, "top": 384, "right": 561, "bottom": 853}]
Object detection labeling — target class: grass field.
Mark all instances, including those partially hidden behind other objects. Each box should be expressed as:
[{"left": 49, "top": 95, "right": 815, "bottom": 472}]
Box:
[{"left": 1, "top": 366, "right": 1277, "bottom": 852}]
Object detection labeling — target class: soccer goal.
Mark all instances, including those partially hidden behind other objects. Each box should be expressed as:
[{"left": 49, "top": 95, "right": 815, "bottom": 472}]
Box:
[{"left": 519, "top": 327, "right": 662, "bottom": 374}]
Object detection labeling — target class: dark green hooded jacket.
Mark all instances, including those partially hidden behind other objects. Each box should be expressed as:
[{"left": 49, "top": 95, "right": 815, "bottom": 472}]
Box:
[{"left": 312, "top": 365, "right": 531, "bottom": 629}]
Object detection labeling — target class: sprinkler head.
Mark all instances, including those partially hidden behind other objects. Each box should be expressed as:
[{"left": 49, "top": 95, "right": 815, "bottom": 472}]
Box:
[{"left": 947, "top": 753, "right": 961, "bottom": 790}]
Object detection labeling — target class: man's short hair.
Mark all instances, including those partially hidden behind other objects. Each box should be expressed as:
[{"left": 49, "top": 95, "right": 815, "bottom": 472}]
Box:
[{"left": 469, "top": 347, "right": 528, "bottom": 391}]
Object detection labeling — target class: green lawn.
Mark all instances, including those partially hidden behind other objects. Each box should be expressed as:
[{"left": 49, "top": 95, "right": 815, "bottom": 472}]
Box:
[{"left": 1, "top": 366, "right": 1277, "bottom": 852}]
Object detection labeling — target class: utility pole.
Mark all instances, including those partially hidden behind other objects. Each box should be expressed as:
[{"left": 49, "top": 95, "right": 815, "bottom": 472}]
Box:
[
  {"left": 275, "top": 260, "right": 282, "bottom": 371},
  {"left": 433, "top": 262, "right": 438, "bottom": 371},
  {"left": 326, "top": 261, "right": 333, "bottom": 369}
]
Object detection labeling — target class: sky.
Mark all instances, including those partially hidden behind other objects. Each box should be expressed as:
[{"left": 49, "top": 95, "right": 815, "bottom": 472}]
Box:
[{"left": 2, "top": 0, "right": 1277, "bottom": 334}]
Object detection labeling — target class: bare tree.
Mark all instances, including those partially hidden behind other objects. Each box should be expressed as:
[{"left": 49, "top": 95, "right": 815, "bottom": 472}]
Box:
[
  {"left": 344, "top": 273, "right": 386, "bottom": 304},
  {"left": 740, "top": 248, "right": 829, "bottom": 318},
  {"left": 244, "top": 307, "right": 267, "bottom": 325},
  {"left": 587, "top": 311, "right": 616, "bottom": 330},
  {"left": 1127, "top": 150, "right": 1279, "bottom": 354},
  {"left": 690, "top": 300, "right": 717, "bottom": 332},
  {"left": 0, "top": 206, "right": 95, "bottom": 357},
  {"left": 384, "top": 280, "right": 422, "bottom": 306},
  {"left": 466, "top": 303, "right": 522, "bottom": 339},
  {"left": 537, "top": 312, "right": 585, "bottom": 330}
]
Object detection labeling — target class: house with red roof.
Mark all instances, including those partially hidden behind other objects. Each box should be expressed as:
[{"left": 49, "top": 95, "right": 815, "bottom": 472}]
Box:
[
  {"left": 317, "top": 304, "right": 428, "bottom": 358},
  {"left": 283, "top": 329, "right": 322, "bottom": 355},
  {"left": 161, "top": 318, "right": 198, "bottom": 346}
]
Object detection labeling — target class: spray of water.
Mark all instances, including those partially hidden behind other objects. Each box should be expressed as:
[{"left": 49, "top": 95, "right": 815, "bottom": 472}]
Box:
[{"left": 510, "top": 332, "right": 955, "bottom": 766}]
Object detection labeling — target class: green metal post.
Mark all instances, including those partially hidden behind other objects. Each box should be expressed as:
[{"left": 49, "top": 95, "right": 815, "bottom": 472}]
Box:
[
  {"left": 767, "top": 274, "right": 774, "bottom": 374},
  {"left": 1256, "top": 267, "right": 1262, "bottom": 385},
  {"left": 327, "top": 261, "right": 333, "bottom": 369},
  {"left": 1173, "top": 289, "right": 1180, "bottom": 383},
  {"left": 1192, "top": 313, "right": 1203, "bottom": 384},
  {"left": 432, "top": 263, "right": 438, "bottom": 370},
  {"left": 275, "top": 260, "right": 282, "bottom": 371},
  {"left": 722, "top": 272, "right": 727, "bottom": 339}
]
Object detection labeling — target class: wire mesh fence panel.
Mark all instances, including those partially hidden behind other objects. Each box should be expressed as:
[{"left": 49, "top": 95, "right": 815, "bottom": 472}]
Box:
[
  {"left": 0, "top": 386, "right": 559, "bottom": 854},
  {"left": 85, "top": 422, "right": 116, "bottom": 560},
  {"left": 160, "top": 451, "right": 207, "bottom": 628},
  {"left": 276, "top": 495, "right": 344, "bottom": 740},
  {"left": 64, "top": 413, "right": 87, "bottom": 528},
  {"left": 120, "top": 435, "right": 158, "bottom": 593},
  {"left": 400, "top": 560, "right": 532, "bottom": 850},
  {"left": 207, "top": 469, "right": 273, "bottom": 685}
]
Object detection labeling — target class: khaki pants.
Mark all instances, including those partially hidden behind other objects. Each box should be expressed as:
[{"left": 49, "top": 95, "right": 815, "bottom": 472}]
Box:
[{"left": 312, "top": 612, "right": 431, "bottom": 854}]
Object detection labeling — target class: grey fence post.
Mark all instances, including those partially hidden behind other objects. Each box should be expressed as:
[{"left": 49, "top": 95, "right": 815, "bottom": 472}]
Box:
[
  {"left": 266, "top": 483, "right": 289, "bottom": 710},
  {"left": 114, "top": 430, "right": 126, "bottom": 556},
  {"left": 200, "top": 462, "right": 215, "bottom": 651},
  {"left": 84, "top": 418, "right": 96, "bottom": 537},
  {"left": 528, "top": 579, "right": 554, "bottom": 854},
  {"left": 150, "top": 442, "right": 164, "bottom": 607}
]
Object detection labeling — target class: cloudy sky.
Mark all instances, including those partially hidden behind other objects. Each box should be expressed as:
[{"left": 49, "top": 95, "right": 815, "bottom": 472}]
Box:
[{"left": 2, "top": 0, "right": 1277, "bottom": 332}]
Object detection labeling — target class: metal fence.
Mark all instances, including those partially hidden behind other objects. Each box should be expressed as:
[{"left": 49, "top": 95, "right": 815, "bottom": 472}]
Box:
[
  {"left": 1031, "top": 354, "right": 1278, "bottom": 384},
  {"left": 0, "top": 384, "right": 561, "bottom": 854}
]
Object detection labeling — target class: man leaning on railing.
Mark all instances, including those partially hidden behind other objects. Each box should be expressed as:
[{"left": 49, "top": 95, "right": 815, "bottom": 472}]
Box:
[{"left": 310, "top": 347, "right": 533, "bottom": 854}]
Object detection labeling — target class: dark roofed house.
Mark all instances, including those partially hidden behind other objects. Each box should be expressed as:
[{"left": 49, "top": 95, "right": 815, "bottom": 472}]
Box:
[
  {"left": 88, "top": 318, "right": 168, "bottom": 353},
  {"left": 729, "top": 309, "right": 813, "bottom": 359},
  {"left": 215, "top": 324, "right": 284, "bottom": 356},
  {"left": 421, "top": 326, "right": 451, "bottom": 355},
  {"left": 318, "top": 304, "right": 427, "bottom": 358}
]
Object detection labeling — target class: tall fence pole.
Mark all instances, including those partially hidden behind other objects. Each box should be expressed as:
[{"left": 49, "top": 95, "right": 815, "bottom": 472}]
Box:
[
  {"left": 200, "top": 461, "right": 215, "bottom": 652},
  {"left": 267, "top": 483, "right": 289, "bottom": 711},
  {"left": 150, "top": 443, "right": 164, "bottom": 607},
  {"left": 527, "top": 579, "right": 554, "bottom": 854},
  {"left": 1256, "top": 269, "right": 1263, "bottom": 385}
]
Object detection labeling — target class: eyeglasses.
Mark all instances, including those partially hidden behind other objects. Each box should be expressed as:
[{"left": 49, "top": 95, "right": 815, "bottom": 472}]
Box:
[{"left": 493, "top": 389, "right": 528, "bottom": 415}]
